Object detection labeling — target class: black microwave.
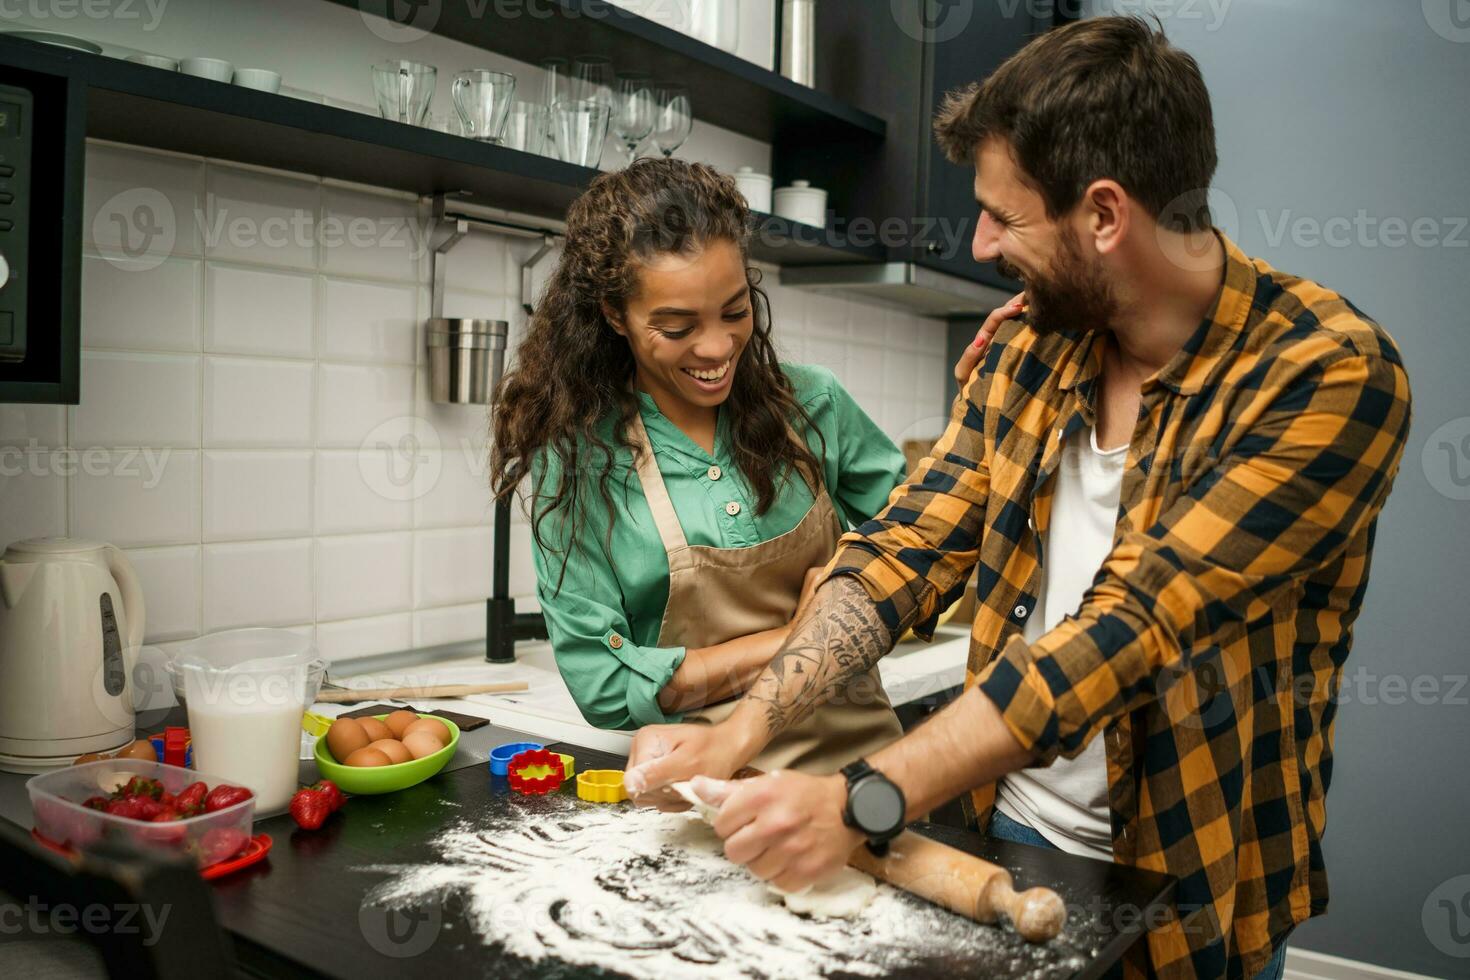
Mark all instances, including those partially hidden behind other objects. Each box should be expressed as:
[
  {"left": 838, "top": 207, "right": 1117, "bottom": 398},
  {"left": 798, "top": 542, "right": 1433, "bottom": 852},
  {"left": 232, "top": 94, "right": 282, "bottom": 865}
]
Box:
[{"left": 0, "top": 50, "right": 84, "bottom": 404}]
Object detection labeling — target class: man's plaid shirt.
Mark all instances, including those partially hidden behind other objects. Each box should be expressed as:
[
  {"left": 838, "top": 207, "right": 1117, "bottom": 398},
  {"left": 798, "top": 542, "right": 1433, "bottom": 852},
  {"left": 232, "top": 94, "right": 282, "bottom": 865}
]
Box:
[{"left": 827, "top": 234, "right": 1412, "bottom": 979}]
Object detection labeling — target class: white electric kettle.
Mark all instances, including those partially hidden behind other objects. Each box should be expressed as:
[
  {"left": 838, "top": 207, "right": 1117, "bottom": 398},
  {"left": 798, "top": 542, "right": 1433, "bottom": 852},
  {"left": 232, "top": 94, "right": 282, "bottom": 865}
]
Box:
[{"left": 0, "top": 537, "right": 145, "bottom": 773}]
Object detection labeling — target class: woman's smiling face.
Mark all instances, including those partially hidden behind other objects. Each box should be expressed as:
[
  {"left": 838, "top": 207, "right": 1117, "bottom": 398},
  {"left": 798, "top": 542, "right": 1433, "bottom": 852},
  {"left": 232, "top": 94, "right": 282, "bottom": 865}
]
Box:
[{"left": 607, "top": 238, "right": 754, "bottom": 413}]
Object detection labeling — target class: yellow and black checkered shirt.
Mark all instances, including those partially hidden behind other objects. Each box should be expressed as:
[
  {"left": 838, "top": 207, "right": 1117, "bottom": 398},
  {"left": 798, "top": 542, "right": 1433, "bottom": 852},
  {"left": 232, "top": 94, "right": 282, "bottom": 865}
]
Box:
[{"left": 828, "top": 234, "right": 1412, "bottom": 980}]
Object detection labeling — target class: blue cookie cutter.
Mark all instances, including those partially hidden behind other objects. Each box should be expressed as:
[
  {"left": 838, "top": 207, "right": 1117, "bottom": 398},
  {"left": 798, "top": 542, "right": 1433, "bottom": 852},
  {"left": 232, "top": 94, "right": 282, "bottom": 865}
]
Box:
[{"left": 489, "top": 741, "right": 544, "bottom": 777}]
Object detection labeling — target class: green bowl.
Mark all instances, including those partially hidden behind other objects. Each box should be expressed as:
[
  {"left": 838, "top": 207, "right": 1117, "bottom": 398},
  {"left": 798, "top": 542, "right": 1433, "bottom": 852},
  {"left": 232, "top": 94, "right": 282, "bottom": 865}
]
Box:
[{"left": 312, "top": 714, "right": 460, "bottom": 795}]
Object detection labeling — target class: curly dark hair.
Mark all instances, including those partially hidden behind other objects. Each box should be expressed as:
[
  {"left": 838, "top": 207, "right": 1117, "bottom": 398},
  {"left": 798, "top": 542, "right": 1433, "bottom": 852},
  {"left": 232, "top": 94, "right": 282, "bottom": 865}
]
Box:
[{"left": 490, "top": 158, "right": 824, "bottom": 592}]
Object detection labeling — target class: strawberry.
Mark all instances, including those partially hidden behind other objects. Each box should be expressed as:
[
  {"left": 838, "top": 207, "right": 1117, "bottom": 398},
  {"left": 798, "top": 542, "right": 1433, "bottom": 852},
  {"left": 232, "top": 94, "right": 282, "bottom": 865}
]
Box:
[
  {"left": 289, "top": 787, "right": 331, "bottom": 830},
  {"left": 81, "top": 795, "right": 109, "bottom": 811},
  {"left": 203, "top": 784, "right": 253, "bottom": 813},
  {"left": 174, "top": 782, "right": 208, "bottom": 815},
  {"left": 118, "top": 776, "right": 164, "bottom": 800},
  {"left": 104, "top": 797, "right": 153, "bottom": 820},
  {"left": 311, "top": 780, "right": 345, "bottom": 813},
  {"left": 151, "top": 808, "right": 182, "bottom": 822},
  {"left": 199, "top": 827, "right": 249, "bottom": 864}
]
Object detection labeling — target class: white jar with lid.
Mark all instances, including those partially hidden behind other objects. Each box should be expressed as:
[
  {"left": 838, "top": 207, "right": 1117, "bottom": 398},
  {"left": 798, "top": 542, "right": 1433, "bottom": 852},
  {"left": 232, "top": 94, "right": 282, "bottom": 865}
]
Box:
[
  {"left": 734, "top": 166, "right": 774, "bottom": 213},
  {"left": 773, "top": 180, "right": 828, "bottom": 228}
]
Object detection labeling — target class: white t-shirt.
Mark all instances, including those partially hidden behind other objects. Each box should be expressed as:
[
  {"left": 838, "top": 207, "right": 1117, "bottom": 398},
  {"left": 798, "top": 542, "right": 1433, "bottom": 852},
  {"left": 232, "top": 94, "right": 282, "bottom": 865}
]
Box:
[{"left": 994, "top": 423, "right": 1127, "bottom": 860}]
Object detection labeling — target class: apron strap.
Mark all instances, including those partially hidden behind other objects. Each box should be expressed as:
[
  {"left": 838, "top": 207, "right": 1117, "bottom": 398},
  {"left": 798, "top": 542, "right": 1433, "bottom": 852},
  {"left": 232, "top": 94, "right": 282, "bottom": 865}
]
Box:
[{"left": 628, "top": 411, "right": 690, "bottom": 555}]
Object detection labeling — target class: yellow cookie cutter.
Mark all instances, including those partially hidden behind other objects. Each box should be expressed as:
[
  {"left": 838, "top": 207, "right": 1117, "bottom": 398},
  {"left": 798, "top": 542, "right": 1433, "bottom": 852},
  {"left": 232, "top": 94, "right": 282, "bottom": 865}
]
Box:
[
  {"left": 557, "top": 753, "right": 576, "bottom": 780},
  {"left": 576, "top": 769, "right": 626, "bottom": 803}
]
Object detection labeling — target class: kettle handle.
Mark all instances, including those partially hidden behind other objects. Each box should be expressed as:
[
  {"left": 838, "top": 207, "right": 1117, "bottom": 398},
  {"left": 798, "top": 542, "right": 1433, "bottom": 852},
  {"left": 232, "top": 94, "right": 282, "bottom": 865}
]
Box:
[{"left": 103, "top": 545, "right": 146, "bottom": 652}]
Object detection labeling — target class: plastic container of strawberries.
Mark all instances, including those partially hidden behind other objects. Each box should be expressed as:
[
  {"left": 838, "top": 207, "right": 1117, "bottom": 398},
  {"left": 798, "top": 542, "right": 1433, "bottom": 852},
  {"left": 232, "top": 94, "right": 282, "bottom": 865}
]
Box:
[{"left": 27, "top": 759, "right": 255, "bottom": 869}]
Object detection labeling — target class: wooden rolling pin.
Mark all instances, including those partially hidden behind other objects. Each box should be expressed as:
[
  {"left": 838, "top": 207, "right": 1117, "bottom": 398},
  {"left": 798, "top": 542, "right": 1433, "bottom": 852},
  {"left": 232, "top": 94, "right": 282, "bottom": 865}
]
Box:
[
  {"left": 848, "top": 830, "right": 1067, "bottom": 943},
  {"left": 315, "top": 681, "right": 529, "bottom": 703}
]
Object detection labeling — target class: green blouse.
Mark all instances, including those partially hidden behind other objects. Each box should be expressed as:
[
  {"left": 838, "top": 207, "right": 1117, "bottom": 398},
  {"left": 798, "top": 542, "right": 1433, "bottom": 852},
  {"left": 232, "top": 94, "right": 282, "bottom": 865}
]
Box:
[{"left": 530, "top": 364, "right": 907, "bottom": 731}]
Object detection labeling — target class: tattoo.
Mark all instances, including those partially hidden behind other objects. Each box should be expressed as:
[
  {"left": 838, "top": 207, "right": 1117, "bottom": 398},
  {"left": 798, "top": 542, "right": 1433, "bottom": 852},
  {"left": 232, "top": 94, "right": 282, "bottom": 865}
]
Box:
[{"left": 745, "top": 577, "right": 910, "bottom": 737}]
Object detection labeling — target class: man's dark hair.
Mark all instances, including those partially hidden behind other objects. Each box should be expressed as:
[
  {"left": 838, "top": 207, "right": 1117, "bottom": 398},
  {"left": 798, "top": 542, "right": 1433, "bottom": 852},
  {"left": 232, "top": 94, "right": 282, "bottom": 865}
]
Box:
[{"left": 935, "top": 16, "right": 1218, "bottom": 232}]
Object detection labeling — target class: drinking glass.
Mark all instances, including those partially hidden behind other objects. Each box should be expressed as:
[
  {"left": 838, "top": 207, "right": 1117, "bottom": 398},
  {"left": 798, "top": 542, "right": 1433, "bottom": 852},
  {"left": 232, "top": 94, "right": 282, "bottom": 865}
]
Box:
[
  {"left": 612, "top": 73, "right": 656, "bottom": 165},
  {"left": 452, "top": 70, "right": 517, "bottom": 143},
  {"left": 503, "top": 101, "right": 551, "bottom": 155},
  {"left": 572, "top": 56, "right": 616, "bottom": 108},
  {"left": 371, "top": 61, "right": 437, "bottom": 126},
  {"left": 653, "top": 84, "right": 693, "bottom": 158},
  {"left": 553, "top": 99, "right": 612, "bottom": 169}
]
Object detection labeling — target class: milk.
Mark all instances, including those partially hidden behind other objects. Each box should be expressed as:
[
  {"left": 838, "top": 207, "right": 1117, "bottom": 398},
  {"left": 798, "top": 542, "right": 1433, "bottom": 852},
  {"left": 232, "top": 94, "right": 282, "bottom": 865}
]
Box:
[{"left": 180, "top": 666, "right": 311, "bottom": 814}]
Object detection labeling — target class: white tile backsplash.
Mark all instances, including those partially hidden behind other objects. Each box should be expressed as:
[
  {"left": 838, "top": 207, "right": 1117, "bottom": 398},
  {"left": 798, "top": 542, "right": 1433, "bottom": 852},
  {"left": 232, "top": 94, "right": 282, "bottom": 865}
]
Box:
[
  {"left": 82, "top": 254, "right": 202, "bottom": 352},
  {"left": 205, "top": 264, "right": 316, "bottom": 357},
  {"left": 315, "top": 531, "right": 413, "bottom": 622},
  {"left": 320, "top": 279, "right": 419, "bottom": 364},
  {"left": 202, "top": 538, "right": 314, "bottom": 631},
  {"left": 72, "top": 450, "right": 201, "bottom": 548},
  {"left": 204, "top": 356, "right": 315, "bottom": 447},
  {"left": 205, "top": 164, "right": 320, "bottom": 269},
  {"left": 316, "top": 363, "right": 416, "bottom": 449},
  {"left": 203, "top": 451, "right": 313, "bottom": 541},
  {"left": 2, "top": 142, "right": 957, "bottom": 661},
  {"left": 123, "top": 545, "right": 201, "bottom": 643},
  {"left": 320, "top": 187, "right": 424, "bottom": 283},
  {"left": 84, "top": 144, "right": 204, "bottom": 258},
  {"left": 72, "top": 352, "right": 200, "bottom": 449},
  {"left": 0, "top": 453, "right": 67, "bottom": 546}
]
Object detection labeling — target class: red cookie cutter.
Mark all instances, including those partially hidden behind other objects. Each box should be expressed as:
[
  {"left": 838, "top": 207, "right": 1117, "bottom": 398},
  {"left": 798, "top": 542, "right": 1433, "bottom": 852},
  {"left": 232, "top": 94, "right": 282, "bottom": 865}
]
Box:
[{"left": 506, "top": 748, "right": 565, "bottom": 795}]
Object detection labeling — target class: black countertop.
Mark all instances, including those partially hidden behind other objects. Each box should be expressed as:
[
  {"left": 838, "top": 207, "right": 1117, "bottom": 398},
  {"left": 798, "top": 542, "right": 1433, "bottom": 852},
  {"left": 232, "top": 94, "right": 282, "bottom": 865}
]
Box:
[{"left": 200, "top": 740, "right": 1173, "bottom": 980}]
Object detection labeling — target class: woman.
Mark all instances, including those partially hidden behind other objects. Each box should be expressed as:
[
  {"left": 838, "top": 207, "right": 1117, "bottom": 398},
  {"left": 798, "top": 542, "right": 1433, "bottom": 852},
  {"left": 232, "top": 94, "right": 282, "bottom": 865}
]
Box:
[{"left": 491, "top": 159, "right": 905, "bottom": 775}]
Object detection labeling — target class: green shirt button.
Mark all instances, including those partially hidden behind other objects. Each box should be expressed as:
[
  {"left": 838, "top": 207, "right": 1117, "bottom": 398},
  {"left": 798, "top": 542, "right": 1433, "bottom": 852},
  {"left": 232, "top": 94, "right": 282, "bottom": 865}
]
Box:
[{"left": 725, "top": 501, "right": 741, "bottom": 517}]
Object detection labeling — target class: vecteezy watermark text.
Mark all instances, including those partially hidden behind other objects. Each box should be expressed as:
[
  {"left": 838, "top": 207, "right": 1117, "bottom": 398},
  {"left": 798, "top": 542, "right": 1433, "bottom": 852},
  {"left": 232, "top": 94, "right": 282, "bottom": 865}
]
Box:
[{"left": 0, "top": 897, "right": 172, "bottom": 946}]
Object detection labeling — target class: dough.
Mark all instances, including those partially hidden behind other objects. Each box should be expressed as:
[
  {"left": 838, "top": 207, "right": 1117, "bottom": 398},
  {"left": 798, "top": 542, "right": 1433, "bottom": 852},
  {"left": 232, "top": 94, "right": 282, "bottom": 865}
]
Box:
[
  {"left": 671, "top": 780, "right": 720, "bottom": 822},
  {"left": 671, "top": 781, "right": 879, "bottom": 919},
  {"left": 776, "top": 867, "right": 879, "bottom": 919}
]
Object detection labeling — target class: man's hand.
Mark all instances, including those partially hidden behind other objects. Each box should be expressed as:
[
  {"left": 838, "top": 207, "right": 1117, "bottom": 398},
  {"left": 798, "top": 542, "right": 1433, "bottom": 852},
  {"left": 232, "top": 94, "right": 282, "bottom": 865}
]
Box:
[
  {"left": 623, "top": 722, "right": 757, "bottom": 810},
  {"left": 693, "top": 771, "right": 862, "bottom": 893},
  {"left": 953, "top": 292, "right": 1026, "bottom": 386}
]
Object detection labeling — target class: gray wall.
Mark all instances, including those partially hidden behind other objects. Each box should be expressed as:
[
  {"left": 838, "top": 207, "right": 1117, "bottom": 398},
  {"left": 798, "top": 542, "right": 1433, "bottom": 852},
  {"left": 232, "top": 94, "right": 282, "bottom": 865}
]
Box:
[{"left": 1075, "top": 2, "right": 1469, "bottom": 974}]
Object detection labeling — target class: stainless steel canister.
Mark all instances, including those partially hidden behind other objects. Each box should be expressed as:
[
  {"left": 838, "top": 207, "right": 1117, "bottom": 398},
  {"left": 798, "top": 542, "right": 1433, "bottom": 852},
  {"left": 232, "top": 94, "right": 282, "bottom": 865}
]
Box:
[
  {"left": 426, "top": 318, "right": 508, "bottom": 405},
  {"left": 781, "top": 0, "right": 816, "bottom": 88}
]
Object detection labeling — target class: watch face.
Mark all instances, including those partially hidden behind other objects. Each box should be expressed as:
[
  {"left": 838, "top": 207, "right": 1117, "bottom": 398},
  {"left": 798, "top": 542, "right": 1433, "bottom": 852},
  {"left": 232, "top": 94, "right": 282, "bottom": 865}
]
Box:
[{"left": 851, "top": 778, "right": 904, "bottom": 835}]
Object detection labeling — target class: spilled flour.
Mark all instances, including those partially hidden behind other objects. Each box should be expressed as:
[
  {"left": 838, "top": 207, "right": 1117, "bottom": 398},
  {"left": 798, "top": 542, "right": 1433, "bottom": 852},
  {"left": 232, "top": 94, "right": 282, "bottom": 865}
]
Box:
[{"left": 357, "top": 795, "right": 1093, "bottom": 979}]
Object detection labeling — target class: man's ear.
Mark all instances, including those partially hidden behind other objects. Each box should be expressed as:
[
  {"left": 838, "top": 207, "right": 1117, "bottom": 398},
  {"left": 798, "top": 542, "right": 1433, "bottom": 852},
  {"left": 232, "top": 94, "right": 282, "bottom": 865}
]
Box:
[
  {"left": 1082, "top": 179, "right": 1129, "bottom": 257},
  {"left": 601, "top": 301, "right": 627, "bottom": 337}
]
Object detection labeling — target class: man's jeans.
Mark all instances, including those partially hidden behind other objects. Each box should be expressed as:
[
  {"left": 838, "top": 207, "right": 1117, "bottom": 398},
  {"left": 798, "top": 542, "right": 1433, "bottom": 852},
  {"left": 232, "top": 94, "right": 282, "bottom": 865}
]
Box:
[{"left": 986, "top": 809, "right": 1289, "bottom": 980}]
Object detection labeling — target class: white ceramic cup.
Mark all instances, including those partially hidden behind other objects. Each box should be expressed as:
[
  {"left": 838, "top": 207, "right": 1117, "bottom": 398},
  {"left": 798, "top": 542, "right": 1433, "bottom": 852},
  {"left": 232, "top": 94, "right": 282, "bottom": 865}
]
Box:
[
  {"left": 179, "top": 57, "right": 234, "bottom": 83},
  {"left": 734, "top": 166, "right": 773, "bottom": 213},
  {"left": 233, "top": 69, "right": 282, "bottom": 94},
  {"left": 773, "top": 179, "right": 828, "bottom": 228},
  {"left": 125, "top": 54, "right": 178, "bottom": 71}
]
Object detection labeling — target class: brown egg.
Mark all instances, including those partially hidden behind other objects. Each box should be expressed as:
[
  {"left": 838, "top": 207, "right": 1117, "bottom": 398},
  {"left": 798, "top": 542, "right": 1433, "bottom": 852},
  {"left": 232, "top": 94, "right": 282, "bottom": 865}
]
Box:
[
  {"left": 401, "top": 731, "right": 445, "bottom": 760},
  {"left": 325, "top": 718, "right": 370, "bottom": 762},
  {"left": 118, "top": 740, "right": 158, "bottom": 761},
  {"left": 384, "top": 710, "right": 419, "bottom": 738},
  {"left": 73, "top": 752, "right": 110, "bottom": 766},
  {"left": 369, "top": 738, "right": 412, "bottom": 765},
  {"left": 358, "top": 717, "right": 393, "bottom": 742},
  {"left": 344, "top": 746, "right": 393, "bottom": 767},
  {"left": 403, "top": 717, "right": 451, "bottom": 745}
]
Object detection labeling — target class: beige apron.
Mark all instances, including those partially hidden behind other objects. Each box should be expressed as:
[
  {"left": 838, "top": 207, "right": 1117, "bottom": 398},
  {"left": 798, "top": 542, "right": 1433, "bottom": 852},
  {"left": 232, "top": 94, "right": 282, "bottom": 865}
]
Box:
[{"left": 630, "top": 413, "right": 902, "bottom": 775}]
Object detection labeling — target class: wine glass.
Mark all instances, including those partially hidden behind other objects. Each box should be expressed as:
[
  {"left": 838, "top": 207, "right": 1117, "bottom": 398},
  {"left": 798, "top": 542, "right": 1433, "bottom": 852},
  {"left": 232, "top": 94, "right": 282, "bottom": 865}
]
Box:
[
  {"left": 612, "top": 74, "right": 656, "bottom": 165},
  {"left": 652, "top": 84, "right": 693, "bottom": 158}
]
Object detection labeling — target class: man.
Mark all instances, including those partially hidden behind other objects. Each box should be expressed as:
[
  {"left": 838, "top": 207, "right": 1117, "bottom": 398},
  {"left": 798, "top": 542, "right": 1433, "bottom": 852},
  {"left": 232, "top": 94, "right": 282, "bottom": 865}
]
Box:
[{"left": 622, "top": 16, "right": 1412, "bottom": 980}]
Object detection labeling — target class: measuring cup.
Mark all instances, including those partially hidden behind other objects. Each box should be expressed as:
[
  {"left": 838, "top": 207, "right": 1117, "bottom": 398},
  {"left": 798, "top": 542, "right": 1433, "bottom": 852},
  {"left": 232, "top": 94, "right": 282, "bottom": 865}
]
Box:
[{"left": 166, "top": 629, "right": 326, "bottom": 814}]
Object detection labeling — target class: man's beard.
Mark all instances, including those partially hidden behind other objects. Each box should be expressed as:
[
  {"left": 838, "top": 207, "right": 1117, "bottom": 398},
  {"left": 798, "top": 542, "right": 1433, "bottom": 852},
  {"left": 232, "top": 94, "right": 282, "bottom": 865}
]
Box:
[{"left": 996, "top": 228, "right": 1116, "bottom": 338}]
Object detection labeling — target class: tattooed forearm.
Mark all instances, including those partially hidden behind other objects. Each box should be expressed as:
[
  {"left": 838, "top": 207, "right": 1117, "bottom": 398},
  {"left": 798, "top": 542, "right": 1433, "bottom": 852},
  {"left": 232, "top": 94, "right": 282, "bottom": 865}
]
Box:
[{"left": 743, "top": 576, "right": 914, "bottom": 738}]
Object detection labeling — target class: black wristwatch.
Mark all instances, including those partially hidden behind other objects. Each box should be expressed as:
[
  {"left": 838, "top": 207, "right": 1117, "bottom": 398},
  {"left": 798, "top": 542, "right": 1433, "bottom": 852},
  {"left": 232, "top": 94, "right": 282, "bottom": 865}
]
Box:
[{"left": 841, "top": 759, "right": 906, "bottom": 857}]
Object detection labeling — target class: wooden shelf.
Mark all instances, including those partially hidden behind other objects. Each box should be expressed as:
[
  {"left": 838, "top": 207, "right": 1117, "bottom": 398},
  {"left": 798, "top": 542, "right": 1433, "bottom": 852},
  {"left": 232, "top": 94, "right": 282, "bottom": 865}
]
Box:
[
  {"left": 319, "top": 0, "right": 887, "bottom": 145},
  {"left": 0, "top": 36, "right": 883, "bottom": 267}
]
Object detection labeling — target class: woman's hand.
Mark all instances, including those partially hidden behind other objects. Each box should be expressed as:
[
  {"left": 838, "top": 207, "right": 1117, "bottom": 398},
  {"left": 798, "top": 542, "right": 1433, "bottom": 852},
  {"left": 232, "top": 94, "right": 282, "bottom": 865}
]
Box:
[
  {"left": 624, "top": 722, "right": 759, "bottom": 811},
  {"left": 953, "top": 292, "right": 1026, "bottom": 387}
]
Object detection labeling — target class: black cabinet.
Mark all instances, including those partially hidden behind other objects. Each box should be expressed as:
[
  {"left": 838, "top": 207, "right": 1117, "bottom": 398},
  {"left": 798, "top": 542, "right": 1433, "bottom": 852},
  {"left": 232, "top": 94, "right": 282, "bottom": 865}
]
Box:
[
  {"left": 801, "top": 1, "right": 1069, "bottom": 291},
  {"left": 0, "top": 54, "right": 83, "bottom": 404}
]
